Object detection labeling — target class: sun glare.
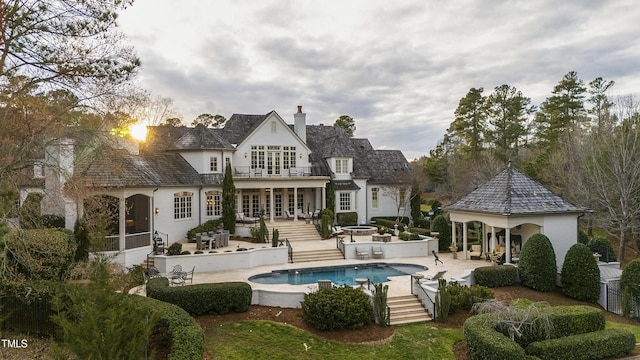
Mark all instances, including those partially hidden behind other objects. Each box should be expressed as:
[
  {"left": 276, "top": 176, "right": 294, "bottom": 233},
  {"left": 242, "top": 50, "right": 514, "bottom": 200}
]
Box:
[{"left": 130, "top": 124, "right": 148, "bottom": 141}]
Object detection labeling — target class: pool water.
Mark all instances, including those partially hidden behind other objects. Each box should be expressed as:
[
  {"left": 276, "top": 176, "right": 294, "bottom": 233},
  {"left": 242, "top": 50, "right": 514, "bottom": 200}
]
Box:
[{"left": 249, "top": 263, "right": 428, "bottom": 286}]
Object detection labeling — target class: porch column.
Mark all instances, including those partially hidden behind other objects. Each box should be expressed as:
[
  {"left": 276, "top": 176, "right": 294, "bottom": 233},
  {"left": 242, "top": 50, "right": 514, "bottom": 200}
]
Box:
[
  {"left": 321, "top": 186, "right": 326, "bottom": 210},
  {"left": 237, "top": 189, "right": 242, "bottom": 215},
  {"left": 451, "top": 221, "right": 457, "bottom": 247},
  {"left": 491, "top": 226, "right": 497, "bottom": 253},
  {"left": 119, "top": 196, "right": 126, "bottom": 251},
  {"left": 293, "top": 187, "right": 298, "bottom": 221},
  {"left": 463, "top": 222, "right": 468, "bottom": 260},
  {"left": 269, "top": 187, "right": 274, "bottom": 223},
  {"left": 505, "top": 227, "right": 512, "bottom": 264}
]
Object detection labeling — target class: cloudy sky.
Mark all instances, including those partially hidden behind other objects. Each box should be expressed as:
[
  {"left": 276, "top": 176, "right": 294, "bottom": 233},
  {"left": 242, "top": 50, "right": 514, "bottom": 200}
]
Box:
[{"left": 117, "top": 0, "right": 640, "bottom": 160}]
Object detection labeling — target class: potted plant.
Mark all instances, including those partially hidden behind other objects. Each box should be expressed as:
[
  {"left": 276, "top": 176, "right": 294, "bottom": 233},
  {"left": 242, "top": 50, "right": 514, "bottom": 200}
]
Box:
[{"left": 378, "top": 226, "right": 386, "bottom": 235}]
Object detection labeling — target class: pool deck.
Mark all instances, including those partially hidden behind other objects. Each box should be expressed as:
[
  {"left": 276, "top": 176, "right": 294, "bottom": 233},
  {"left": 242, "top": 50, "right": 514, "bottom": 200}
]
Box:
[{"left": 143, "top": 234, "right": 491, "bottom": 298}]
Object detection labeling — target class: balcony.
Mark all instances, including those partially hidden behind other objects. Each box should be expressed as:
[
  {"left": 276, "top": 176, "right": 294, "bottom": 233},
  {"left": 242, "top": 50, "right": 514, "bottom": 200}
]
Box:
[{"left": 233, "top": 166, "right": 314, "bottom": 178}]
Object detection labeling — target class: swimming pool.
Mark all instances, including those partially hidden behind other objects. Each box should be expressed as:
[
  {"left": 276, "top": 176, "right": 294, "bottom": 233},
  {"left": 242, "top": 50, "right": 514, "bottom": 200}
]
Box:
[{"left": 248, "top": 263, "right": 428, "bottom": 286}]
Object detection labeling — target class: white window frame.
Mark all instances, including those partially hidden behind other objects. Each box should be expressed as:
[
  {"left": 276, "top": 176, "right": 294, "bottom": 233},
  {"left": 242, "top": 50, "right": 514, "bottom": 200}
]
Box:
[
  {"left": 371, "top": 188, "right": 379, "bottom": 209},
  {"left": 174, "top": 192, "right": 193, "bottom": 220},
  {"left": 339, "top": 192, "right": 351, "bottom": 211},
  {"left": 335, "top": 159, "right": 348, "bottom": 174},
  {"left": 210, "top": 157, "right": 218, "bottom": 172}
]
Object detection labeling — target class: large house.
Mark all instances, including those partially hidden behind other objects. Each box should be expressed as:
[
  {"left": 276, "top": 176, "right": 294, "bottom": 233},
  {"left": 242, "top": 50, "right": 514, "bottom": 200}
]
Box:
[{"left": 19, "top": 107, "right": 411, "bottom": 265}]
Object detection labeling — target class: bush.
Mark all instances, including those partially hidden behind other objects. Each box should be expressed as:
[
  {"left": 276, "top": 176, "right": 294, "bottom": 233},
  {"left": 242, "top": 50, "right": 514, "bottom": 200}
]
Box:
[
  {"left": 186, "top": 219, "right": 222, "bottom": 241},
  {"left": 166, "top": 242, "right": 182, "bottom": 256},
  {"left": 0, "top": 228, "right": 76, "bottom": 281},
  {"left": 320, "top": 210, "right": 332, "bottom": 239},
  {"left": 39, "top": 214, "right": 65, "bottom": 228},
  {"left": 474, "top": 266, "right": 518, "bottom": 287},
  {"left": 399, "top": 231, "right": 421, "bottom": 240},
  {"left": 577, "top": 230, "right": 588, "bottom": 245},
  {"left": 518, "top": 233, "right": 557, "bottom": 292},
  {"left": 301, "top": 285, "right": 373, "bottom": 331},
  {"left": 336, "top": 211, "right": 358, "bottom": 226},
  {"left": 526, "top": 329, "right": 636, "bottom": 360},
  {"left": 621, "top": 259, "right": 640, "bottom": 317},
  {"left": 587, "top": 236, "right": 617, "bottom": 262},
  {"left": 463, "top": 314, "right": 528, "bottom": 360},
  {"left": 413, "top": 217, "right": 430, "bottom": 229},
  {"left": 146, "top": 279, "right": 252, "bottom": 316},
  {"left": 447, "top": 282, "right": 494, "bottom": 314},
  {"left": 561, "top": 243, "right": 600, "bottom": 302},
  {"left": 431, "top": 214, "right": 451, "bottom": 251},
  {"left": 435, "top": 278, "right": 451, "bottom": 322}
]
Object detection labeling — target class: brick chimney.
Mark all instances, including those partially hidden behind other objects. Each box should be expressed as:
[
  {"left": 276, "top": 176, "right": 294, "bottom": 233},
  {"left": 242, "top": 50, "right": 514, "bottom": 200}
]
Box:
[{"left": 294, "top": 105, "right": 306, "bottom": 143}]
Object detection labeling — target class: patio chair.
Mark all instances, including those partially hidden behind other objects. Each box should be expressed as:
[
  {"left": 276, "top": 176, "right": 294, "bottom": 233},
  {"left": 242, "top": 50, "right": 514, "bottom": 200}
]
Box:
[
  {"left": 196, "top": 234, "right": 204, "bottom": 250},
  {"left": 469, "top": 244, "right": 482, "bottom": 259},
  {"left": 372, "top": 246, "right": 384, "bottom": 259},
  {"left": 297, "top": 209, "right": 307, "bottom": 220},
  {"left": 285, "top": 210, "right": 294, "bottom": 220},
  {"left": 183, "top": 266, "right": 195, "bottom": 284},
  {"left": 355, "top": 246, "right": 369, "bottom": 260},
  {"left": 169, "top": 265, "right": 185, "bottom": 286},
  {"left": 427, "top": 270, "right": 447, "bottom": 281},
  {"left": 317, "top": 280, "right": 333, "bottom": 290}
]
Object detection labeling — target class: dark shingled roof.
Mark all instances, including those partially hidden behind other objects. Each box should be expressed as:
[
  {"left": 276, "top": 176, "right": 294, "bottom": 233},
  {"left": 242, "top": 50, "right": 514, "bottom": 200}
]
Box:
[
  {"left": 169, "top": 124, "right": 234, "bottom": 151},
  {"left": 78, "top": 149, "right": 202, "bottom": 188},
  {"left": 446, "top": 165, "right": 584, "bottom": 215},
  {"left": 221, "top": 112, "right": 272, "bottom": 144}
]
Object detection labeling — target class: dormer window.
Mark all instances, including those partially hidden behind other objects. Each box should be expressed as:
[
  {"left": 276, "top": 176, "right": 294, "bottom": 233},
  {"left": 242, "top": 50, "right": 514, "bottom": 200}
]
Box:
[
  {"left": 335, "top": 159, "right": 348, "bottom": 174},
  {"left": 210, "top": 157, "right": 218, "bottom": 172}
]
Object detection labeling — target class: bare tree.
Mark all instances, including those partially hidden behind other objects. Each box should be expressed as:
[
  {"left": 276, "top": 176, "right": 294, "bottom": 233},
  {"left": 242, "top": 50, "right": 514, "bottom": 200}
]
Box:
[{"left": 585, "top": 96, "right": 640, "bottom": 259}]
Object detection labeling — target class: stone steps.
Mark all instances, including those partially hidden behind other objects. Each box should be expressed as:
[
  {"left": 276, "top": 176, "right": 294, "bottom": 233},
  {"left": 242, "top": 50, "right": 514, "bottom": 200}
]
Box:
[
  {"left": 387, "top": 294, "right": 432, "bottom": 325},
  {"left": 291, "top": 249, "right": 344, "bottom": 263},
  {"left": 269, "top": 221, "right": 322, "bottom": 242}
]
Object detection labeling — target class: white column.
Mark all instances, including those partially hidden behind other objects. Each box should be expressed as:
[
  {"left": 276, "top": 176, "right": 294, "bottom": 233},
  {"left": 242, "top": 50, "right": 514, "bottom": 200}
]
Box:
[
  {"left": 463, "top": 222, "right": 468, "bottom": 260},
  {"left": 293, "top": 187, "right": 298, "bottom": 221},
  {"left": 505, "top": 227, "right": 512, "bottom": 264},
  {"left": 269, "top": 187, "right": 274, "bottom": 223},
  {"left": 491, "top": 226, "right": 497, "bottom": 253},
  {"left": 451, "top": 221, "right": 457, "bottom": 247},
  {"left": 321, "top": 186, "right": 326, "bottom": 210},
  {"left": 119, "top": 196, "right": 126, "bottom": 251}
]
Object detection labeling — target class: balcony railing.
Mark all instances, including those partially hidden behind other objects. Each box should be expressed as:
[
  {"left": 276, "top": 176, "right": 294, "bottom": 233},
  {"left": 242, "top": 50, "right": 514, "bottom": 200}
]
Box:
[
  {"left": 233, "top": 166, "right": 313, "bottom": 178},
  {"left": 101, "top": 232, "right": 152, "bottom": 252}
]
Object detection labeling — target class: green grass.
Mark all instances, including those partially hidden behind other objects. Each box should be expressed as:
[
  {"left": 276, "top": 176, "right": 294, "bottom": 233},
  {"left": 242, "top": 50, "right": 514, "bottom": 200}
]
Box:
[
  {"left": 606, "top": 320, "right": 640, "bottom": 340},
  {"left": 204, "top": 320, "right": 463, "bottom": 360},
  {"left": 420, "top": 204, "right": 432, "bottom": 212}
]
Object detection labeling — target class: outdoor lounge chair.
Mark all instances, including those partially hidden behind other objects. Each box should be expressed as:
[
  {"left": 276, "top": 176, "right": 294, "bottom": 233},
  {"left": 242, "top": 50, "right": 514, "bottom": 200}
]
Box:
[
  {"left": 372, "top": 246, "right": 384, "bottom": 259},
  {"left": 469, "top": 244, "right": 482, "bottom": 259},
  {"left": 285, "top": 210, "right": 294, "bottom": 220},
  {"left": 355, "top": 246, "right": 369, "bottom": 260},
  {"left": 427, "top": 270, "right": 447, "bottom": 281}
]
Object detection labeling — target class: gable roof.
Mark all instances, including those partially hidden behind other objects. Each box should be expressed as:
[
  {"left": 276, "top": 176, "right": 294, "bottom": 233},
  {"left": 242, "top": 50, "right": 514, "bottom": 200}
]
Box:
[
  {"left": 221, "top": 112, "right": 272, "bottom": 144},
  {"left": 169, "top": 124, "right": 234, "bottom": 151},
  {"left": 446, "top": 164, "right": 584, "bottom": 215}
]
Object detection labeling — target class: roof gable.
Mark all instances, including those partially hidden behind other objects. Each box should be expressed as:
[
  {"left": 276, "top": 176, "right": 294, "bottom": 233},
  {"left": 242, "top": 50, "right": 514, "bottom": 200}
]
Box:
[
  {"left": 447, "top": 164, "right": 584, "bottom": 215},
  {"left": 169, "top": 124, "right": 234, "bottom": 151}
]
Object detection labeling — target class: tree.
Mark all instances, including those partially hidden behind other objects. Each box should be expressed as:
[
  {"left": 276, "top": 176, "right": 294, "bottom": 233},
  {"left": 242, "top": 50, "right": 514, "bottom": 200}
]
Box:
[
  {"left": 485, "top": 84, "right": 535, "bottom": 163},
  {"left": 410, "top": 182, "right": 422, "bottom": 224},
  {"left": 334, "top": 115, "right": 356, "bottom": 137},
  {"left": 584, "top": 96, "right": 640, "bottom": 260},
  {"left": 449, "top": 88, "right": 487, "bottom": 159},
  {"left": 221, "top": 162, "right": 236, "bottom": 233},
  {"left": 192, "top": 113, "right": 226, "bottom": 127},
  {"left": 588, "top": 77, "right": 615, "bottom": 131},
  {"left": 533, "top": 71, "right": 587, "bottom": 151},
  {"left": 0, "top": 0, "right": 139, "bottom": 93}
]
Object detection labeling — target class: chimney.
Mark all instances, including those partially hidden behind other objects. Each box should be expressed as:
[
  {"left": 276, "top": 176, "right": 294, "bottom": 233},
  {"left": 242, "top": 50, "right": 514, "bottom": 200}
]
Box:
[{"left": 294, "top": 105, "right": 306, "bottom": 143}]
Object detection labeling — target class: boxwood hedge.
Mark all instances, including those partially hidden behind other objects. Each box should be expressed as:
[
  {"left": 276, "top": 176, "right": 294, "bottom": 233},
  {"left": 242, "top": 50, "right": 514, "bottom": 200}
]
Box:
[
  {"left": 146, "top": 278, "right": 252, "bottom": 316},
  {"left": 518, "top": 233, "right": 557, "bottom": 292},
  {"left": 473, "top": 266, "right": 518, "bottom": 287},
  {"left": 526, "top": 329, "right": 636, "bottom": 360}
]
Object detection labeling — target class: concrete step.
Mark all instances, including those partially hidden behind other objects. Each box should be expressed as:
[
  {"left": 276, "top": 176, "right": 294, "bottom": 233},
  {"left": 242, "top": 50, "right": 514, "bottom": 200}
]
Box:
[
  {"left": 268, "top": 222, "right": 322, "bottom": 242},
  {"left": 387, "top": 294, "right": 432, "bottom": 325},
  {"left": 291, "top": 249, "right": 343, "bottom": 263}
]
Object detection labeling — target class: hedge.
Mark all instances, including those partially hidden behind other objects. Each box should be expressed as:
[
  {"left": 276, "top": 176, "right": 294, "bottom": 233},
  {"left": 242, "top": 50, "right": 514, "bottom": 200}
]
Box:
[
  {"left": 518, "top": 233, "right": 557, "bottom": 292},
  {"left": 463, "top": 314, "right": 528, "bottom": 360},
  {"left": 146, "top": 278, "right": 252, "bottom": 316},
  {"left": 187, "top": 219, "right": 222, "bottom": 241},
  {"left": 587, "top": 236, "right": 617, "bottom": 262},
  {"left": 561, "top": 243, "right": 600, "bottom": 303},
  {"left": 473, "top": 266, "right": 518, "bottom": 287},
  {"left": 336, "top": 211, "right": 358, "bottom": 226},
  {"left": 526, "top": 329, "right": 636, "bottom": 360},
  {"left": 399, "top": 231, "right": 421, "bottom": 241}
]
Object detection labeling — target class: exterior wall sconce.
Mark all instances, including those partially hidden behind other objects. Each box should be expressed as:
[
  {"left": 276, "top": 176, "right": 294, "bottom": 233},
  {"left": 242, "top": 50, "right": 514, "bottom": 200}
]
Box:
[
  {"left": 299, "top": 153, "right": 303, "bottom": 159},
  {"left": 244, "top": 152, "right": 248, "bottom": 158},
  {"left": 206, "top": 199, "right": 213, "bottom": 206},
  {"left": 154, "top": 207, "right": 160, "bottom": 214}
]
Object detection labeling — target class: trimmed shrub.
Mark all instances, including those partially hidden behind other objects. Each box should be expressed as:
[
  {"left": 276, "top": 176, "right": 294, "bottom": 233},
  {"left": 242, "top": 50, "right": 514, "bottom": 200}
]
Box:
[
  {"left": 336, "top": 211, "right": 358, "bottom": 226},
  {"left": 399, "top": 231, "right": 421, "bottom": 240},
  {"left": 621, "top": 259, "right": 640, "bottom": 318},
  {"left": 166, "top": 242, "right": 183, "bottom": 256},
  {"left": 561, "top": 243, "right": 600, "bottom": 302},
  {"left": 577, "top": 230, "right": 588, "bottom": 245},
  {"left": 186, "top": 219, "right": 222, "bottom": 241},
  {"left": 40, "top": 214, "right": 65, "bottom": 228},
  {"left": 447, "top": 282, "right": 494, "bottom": 314},
  {"left": 431, "top": 214, "right": 451, "bottom": 251},
  {"left": 463, "top": 314, "right": 528, "bottom": 360},
  {"left": 474, "top": 266, "right": 518, "bottom": 287},
  {"left": 526, "top": 329, "right": 636, "bottom": 360},
  {"left": 301, "top": 285, "right": 373, "bottom": 331},
  {"left": 146, "top": 279, "right": 252, "bottom": 316},
  {"left": 587, "top": 236, "right": 617, "bottom": 262},
  {"left": 518, "top": 233, "right": 557, "bottom": 292},
  {"left": 413, "top": 217, "right": 430, "bottom": 229}
]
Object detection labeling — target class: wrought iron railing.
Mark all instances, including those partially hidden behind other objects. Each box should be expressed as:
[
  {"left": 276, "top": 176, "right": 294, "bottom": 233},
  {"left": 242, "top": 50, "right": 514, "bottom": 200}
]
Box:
[
  {"left": 411, "top": 274, "right": 437, "bottom": 321},
  {"left": 232, "top": 166, "right": 314, "bottom": 178},
  {"left": 285, "top": 238, "right": 293, "bottom": 263},
  {"left": 101, "top": 232, "right": 152, "bottom": 252}
]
